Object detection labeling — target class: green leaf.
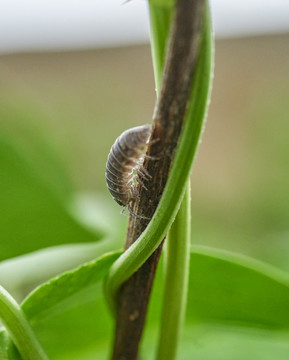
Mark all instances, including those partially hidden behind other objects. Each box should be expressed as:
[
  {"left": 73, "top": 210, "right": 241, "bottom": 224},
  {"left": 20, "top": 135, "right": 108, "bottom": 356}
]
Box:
[
  {"left": 29, "top": 294, "right": 112, "bottom": 360},
  {"left": 14, "top": 248, "right": 289, "bottom": 360},
  {"left": 21, "top": 251, "right": 121, "bottom": 323},
  {"left": 142, "top": 325, "right": 289, "bottom": 360},
  {"left": 0, "top": 135, "right": 103, "bottom": 262},
  {"left": 18, "top": 251, "right": 121, "bottom": 360},
  {"left": 144, "top": 247, "right": 289, "bottom": 331},
  {"left": 180, "top": 326, "right": 289, "bottom": 360},
  {"left": 0, "top": 103, "right": 73, "bottom": 202},
  {"left": 186, "top": 246, "right": 289, "bottom": 329},
  {"left": 142, "top": 247, "right": 289, "bottom": 359}
]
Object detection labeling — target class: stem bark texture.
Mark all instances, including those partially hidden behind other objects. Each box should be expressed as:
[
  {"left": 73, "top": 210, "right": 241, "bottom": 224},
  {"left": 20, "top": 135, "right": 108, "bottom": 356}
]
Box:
[{"left": 112, "top": 0, "right": 205, "bottom": 359}]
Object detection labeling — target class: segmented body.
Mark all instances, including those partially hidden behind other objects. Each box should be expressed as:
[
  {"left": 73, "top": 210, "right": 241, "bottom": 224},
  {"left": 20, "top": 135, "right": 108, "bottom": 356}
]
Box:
[{"left": 105, "top": 125, "right": 152, "bottom": 209}]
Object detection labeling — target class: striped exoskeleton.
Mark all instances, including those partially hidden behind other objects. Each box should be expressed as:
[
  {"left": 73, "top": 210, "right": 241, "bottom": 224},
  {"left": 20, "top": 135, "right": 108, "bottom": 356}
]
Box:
[{"left": 105, "top": 125, "right": 153, "bottom": 217}]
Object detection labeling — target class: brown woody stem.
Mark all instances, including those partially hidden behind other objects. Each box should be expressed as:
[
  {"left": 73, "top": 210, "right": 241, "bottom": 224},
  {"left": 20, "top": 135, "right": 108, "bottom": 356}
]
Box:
[{"left": 111, "top": 0, "right": 205, "bottom": 359}]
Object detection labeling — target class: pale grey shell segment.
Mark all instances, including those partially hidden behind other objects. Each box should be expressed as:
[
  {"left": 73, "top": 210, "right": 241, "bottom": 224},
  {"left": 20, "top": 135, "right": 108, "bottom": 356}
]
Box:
[{"left": 105, "top": 124, "right": 152, "bottom": 207}]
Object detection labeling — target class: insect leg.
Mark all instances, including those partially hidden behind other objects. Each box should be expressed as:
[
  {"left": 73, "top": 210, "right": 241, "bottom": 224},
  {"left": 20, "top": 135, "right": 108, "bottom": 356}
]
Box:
[
  {"left": 127, "top": 204, "right": 150, "bottom": 220},
  {"left": 139, "top": 166, "right": 152, "bottom": 179},
  {"left": 136, "top": 171, "right": 148, "bottom": 190},
  {"left": 143, "top": 154, "right": 160, "bottom": 161}
]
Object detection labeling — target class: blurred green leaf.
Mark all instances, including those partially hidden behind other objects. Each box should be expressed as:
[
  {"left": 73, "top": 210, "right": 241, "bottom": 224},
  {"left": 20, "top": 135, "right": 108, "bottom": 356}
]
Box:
[
  {"left": 186, "top": 246, "right": 289, "bottom": 328},
  {"left": 0, "top": 252, "right": 120, "bottom": 360},
  {"left": 21, "top": 251, "right": 120, "bottom": 322},
  {"left": 15, "top": 247, "right": 289, "bottom": 359},
  {"left": 142, "top": 325, "right": 289, "bottom": 360},
  {"left": 0, "top": 135, "right": 104, "bottom": 261},
  {"left": 144, "top": 247, "right": 289, "bottom": 359},
  {"left": 30, "top": 293, "right": 112, "bottom": 360},
  {"left": 147, "top": 246, "right": 289, "bottom": 331},
  {"left": 0, "top": 103, "right": 73, "bottom": 201},
  {"left": 1, "top": 252, "right": 117, "bottom": 359},
  {"left": 181, "top": 326, "right": 289, "bottom": 360},
  {"left": 19, "top": 252, "right": 120, "bottom": 359}
]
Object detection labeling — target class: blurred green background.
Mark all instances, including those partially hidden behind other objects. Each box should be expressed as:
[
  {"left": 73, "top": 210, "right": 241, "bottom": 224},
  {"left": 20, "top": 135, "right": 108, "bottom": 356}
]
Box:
[
  {"left": 0, "top": 25, "right": 289, "bottom": 360},
  {"left": 0, "top": 35, "right": 289, "bottom": 269},
  {"left": 0, "top": 33, "right": 288, "bottom": 272}
]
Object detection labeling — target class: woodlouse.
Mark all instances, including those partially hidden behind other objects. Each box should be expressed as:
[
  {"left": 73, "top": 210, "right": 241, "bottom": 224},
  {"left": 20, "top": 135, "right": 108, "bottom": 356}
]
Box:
[{"left": 105, "top": 124, "right": 152, "bottom": 215}]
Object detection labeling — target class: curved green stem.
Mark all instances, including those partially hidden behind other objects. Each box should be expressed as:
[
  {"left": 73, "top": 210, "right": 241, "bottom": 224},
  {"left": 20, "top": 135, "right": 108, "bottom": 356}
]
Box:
[
  {"left": 157, "top": 184, "right": 191, "bottom": 360},
  {"left": 0, "top": 285, "right": 49, "bottom": 360},
  {"left": 105, "top": 3, "right": 213, "bottom": 313},
  {"left": 148, "top": 3, "right": 172, "bottom": 87}
]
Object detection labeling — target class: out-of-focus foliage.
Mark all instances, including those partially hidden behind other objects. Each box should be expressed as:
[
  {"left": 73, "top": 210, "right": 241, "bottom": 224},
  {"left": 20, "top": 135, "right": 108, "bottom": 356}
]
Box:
[
  {"left": 0, "top": 132, "right": 102, "bottom": 261},
  {"left": 1, "top": 36, "right": 288, "bottom": 265},
  {"left": 21, "top": 252, "right": 120, "bottom": 323},
  {"left": 0, "top": 33, "right": 288, "bottom": 359},
  {"left": 2, "top": 247, "right": 289, "bottom": 359}
]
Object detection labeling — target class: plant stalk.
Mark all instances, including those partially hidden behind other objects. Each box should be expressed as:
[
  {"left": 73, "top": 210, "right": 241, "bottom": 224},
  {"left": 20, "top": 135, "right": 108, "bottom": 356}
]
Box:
[
  {"left": 157, "top": 184, "right": 191, "bottom": 360},
  {"left": 0, "top": 285, "right": 49, "bottom": 360},
  {"left": 110, "top": 0, "right": 206, "bottom": 359}
]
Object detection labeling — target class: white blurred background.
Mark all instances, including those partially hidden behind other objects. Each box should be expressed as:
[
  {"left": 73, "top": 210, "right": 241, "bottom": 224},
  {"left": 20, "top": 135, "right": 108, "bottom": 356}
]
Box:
[{"left": 0, "top": 0, "right": 289, "bottom": 53}]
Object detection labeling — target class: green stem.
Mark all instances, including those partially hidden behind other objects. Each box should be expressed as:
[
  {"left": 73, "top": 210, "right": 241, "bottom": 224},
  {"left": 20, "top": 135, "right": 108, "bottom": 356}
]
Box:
[
  {"left": 157, "top": 184, "right": 191, "bottom": 360},
  {"left": 150, "top": 4, "right": 191, "bottom": 358},
  {"left": 148, "top": 3, "right": 173, "bottom": 87},
  {"left": 0, "top": 285, "right": 49, "bottom": 360},
  {"left": 105, "top": 2, "right": 213, "bottom": 312}
]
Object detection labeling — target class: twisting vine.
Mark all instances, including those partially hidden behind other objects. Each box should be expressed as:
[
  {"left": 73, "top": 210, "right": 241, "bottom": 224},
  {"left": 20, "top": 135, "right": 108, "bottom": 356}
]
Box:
[
  {"left": 105, "top": 0, "right": 214, "bottom": 358},
  {"left": 105, "top": 0, "right": 213, "bottom": 313}
]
